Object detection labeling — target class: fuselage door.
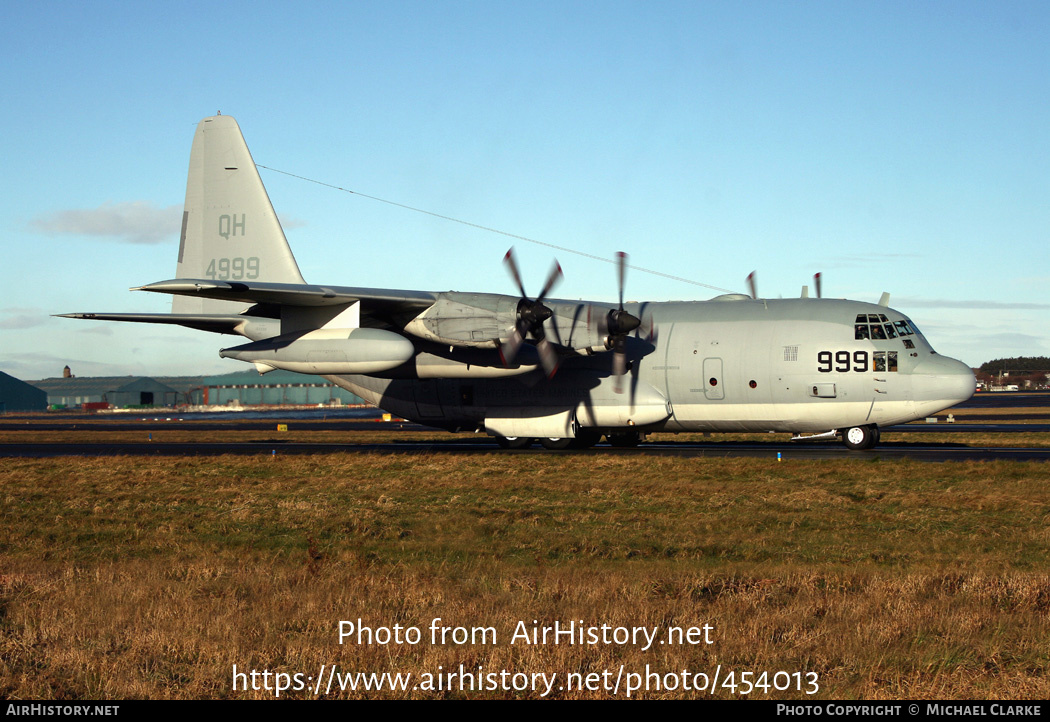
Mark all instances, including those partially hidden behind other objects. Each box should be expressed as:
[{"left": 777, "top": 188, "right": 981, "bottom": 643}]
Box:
[{"left": 703, "top": 357, "right": 724, "bottom": 400}]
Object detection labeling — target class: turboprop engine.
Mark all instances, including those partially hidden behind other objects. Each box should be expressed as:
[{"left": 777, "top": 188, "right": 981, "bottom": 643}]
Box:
[
  {"left": 403, "top": 292, "right": 521, "bottom": 348},
  {"left": 403, "top": 293, "right": 632, "bottom": 357}
]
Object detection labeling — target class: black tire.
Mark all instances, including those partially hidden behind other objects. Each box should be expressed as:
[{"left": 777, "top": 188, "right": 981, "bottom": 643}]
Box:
[
  {"left": 841, "top": 425, "right": 878, "bottom": 451},
  {"left": 539, "top": 437, "right": 574, "bottom": 450},
  {"left": 569, "top": 430, "right": 602, "bottom": 449},
  {"left": 606, "top": 432, "right": 641, "bottom": 448},
  {"left": 496, "top": 436, "right": 533, "bottom": 449}
]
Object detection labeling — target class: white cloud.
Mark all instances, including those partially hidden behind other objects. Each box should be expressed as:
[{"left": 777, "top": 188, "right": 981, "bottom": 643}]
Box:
[
  {"left": 278, "top": 214, "right": 307, "bottom": 230},
  {"left": 970, "top": 332, "right": 1048, "bottom": 350},
  {"left": 30, "top": 201, "right": 182, "bottom": 245},
  {"left": 0, "top": 311, "right": 46, "bottom": 329}
]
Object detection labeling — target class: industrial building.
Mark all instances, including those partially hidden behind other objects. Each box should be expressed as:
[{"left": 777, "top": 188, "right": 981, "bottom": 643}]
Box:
[
  {"left": 29, "top": 370, "right": 365, "bottom": 409},
  {"left": 0, "top": 371, "right": 48, "bottom": 413},
  {"left": 201, "top": 370, "right": 365, "bottom": 406},
  {"left": 30, "top": 376, "right": 208, "bottom": 409}
]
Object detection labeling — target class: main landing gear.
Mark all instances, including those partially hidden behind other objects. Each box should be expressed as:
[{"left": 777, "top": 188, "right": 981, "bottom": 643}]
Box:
[
  {"left": 840, "top": 425, "right": 880, "bottom": 451},
  {"left": 494, "top": 430, "right": 620, "bottom": 450},
  {"left": 494, "top": 436, "right": 533, "bottom": 449}
]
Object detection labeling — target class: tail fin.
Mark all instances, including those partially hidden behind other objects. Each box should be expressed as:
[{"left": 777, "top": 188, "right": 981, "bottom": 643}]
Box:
[{"left": 174, "top": 115, "right": 306, "bottom": 313}]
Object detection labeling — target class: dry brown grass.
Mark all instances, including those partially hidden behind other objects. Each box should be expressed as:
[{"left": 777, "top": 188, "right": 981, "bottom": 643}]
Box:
[{"left": 2, "top": 453, "right": 1050, "bottom": 699}]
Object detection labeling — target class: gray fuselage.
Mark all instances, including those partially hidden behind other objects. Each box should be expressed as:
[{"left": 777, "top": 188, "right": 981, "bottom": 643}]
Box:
[{"left": 326, "top": 295, "right": 975, "bottom": 437}]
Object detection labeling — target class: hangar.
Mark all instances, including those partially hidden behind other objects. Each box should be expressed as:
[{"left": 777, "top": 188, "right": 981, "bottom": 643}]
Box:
[
  {"left": 29, "top": 375, "right": 207, "bottom": 409},
  {"left": 29, "top": 370, "right": 365, "bottom": 409},
  {"left": 200, "top": 370, "right": 366, "bottom": 406},
  {"left": 0, "top": 371, "right": 47, "bottom": 413}
]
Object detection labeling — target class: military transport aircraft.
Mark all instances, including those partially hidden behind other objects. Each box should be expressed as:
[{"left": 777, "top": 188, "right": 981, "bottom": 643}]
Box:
[{"left": 62, "top": 115, "right": 975, "bottom": 450}]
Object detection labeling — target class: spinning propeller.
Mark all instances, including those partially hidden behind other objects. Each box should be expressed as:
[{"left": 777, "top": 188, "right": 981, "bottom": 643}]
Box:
[
  {"left": 600, "top": 251, "right": 642, "bottom": 394},
  {"left": 747, "top": 271, "right": 758, "bottom": 300},
  {"left": 500, "top": 248, "right": 563, "bottom": 377}
]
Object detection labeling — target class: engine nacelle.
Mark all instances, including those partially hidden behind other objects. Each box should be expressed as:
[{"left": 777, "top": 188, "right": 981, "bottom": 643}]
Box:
[
  {"left": 404, "top": 292, "right": 519, "bottom": 348},
  {"left": 404, "top": 292, "right": 623, "bottom": 355},
  {"left": 220, "top": 328, "right": 415, "bottom": 375}
]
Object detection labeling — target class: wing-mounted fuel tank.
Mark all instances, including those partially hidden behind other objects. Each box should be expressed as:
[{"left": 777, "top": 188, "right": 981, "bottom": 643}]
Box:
[{"left": 220, "top": 327, "right": 415, "bottom": 374}]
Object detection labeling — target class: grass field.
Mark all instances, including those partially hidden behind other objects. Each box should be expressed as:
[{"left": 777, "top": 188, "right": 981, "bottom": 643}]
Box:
[{"left": 2, "top": 441, "right": 1050, "bottom": 699}]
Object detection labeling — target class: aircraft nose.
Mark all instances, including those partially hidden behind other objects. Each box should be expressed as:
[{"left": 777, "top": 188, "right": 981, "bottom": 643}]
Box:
[{"left": 912, "top": 355, "right": 976, "bottom": 408}]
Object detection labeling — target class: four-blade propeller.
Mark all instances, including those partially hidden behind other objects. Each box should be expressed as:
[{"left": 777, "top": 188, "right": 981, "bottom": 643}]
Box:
[
  {"left": 500, "top": 248, "right": 563, "bottom": 377},
  {"left": 601, "top": 251, "right": 641, "bottom": 393}
]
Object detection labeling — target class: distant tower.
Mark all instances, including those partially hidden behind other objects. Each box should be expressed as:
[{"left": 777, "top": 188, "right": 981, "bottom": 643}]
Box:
[{"left": 63, "top": 365, "right": 73, "bottom": 378}]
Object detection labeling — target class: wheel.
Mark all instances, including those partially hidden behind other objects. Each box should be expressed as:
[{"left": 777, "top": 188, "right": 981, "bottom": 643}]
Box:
[
  {"left": 539, "top": 437, "right": 574, "bottom": 450},
  {"left": 569, "top": 430, "right": 601, "bottom": 449},
  {"left": 606, "top": 432, "right": 641, "bottom": 448},
  {"left": 495, "top": 436, "right": 533, "bottom": 449},
  {"left": 841, "top": 425, "right": 878, "bottom": 451}
]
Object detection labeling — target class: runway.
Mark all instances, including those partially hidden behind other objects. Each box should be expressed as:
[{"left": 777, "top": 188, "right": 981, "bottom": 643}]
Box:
[
  {"left": 3, "top": 437, "right": 1049, "bottom": 462},
  {"left": 3, "top": 391, "right": 1048, "bottom": 461}
]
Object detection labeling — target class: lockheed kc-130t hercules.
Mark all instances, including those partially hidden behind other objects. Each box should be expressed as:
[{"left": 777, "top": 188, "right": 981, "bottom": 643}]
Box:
[{"left": 62, "top": 115, "right": 975, "bottom": 450}]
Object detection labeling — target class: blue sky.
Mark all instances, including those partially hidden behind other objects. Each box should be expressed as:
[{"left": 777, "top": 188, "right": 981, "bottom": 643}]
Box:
[{"left": 2, "top": 1, "right": 1047, "bottom": 379}]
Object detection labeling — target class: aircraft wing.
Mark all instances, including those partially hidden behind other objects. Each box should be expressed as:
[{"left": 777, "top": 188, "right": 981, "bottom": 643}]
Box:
[
  {"left": 61, "top": 282, "right": 439, "bottom": 338},
  {"left": 136, "top": 279, "right": 437, "bottom": 309},
  {"left": 134, "top": 279, "right": 439, "bottom": 331}
]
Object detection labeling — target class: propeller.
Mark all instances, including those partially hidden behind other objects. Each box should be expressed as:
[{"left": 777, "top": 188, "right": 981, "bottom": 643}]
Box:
[
  {"left": 746, "top": 271, "right": 758, "bottom": 300},
  {"left": 500, "top": 247, "right": 563, "bottom": 377},
  {"left": 601, "top": 251, "right": 641, "bottom": 394}
]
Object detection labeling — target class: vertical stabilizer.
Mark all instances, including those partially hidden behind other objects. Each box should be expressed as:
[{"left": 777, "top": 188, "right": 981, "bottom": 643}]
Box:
[{"left": 174, "top": 115, "right": 306, "bottom": 313}]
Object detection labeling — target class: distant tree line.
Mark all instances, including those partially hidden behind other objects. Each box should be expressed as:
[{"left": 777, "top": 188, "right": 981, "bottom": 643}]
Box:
[{"left": 979, "top": 357, "right": 1050, "bottom": 373}]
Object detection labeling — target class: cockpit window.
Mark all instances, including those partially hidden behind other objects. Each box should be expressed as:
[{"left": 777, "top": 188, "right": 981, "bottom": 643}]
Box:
[
  {"left": 855, "top": 314, "right": 917, "bottom": 341},
  {"left": 872, "top": 351, "right": 899, "bottom": 372}
]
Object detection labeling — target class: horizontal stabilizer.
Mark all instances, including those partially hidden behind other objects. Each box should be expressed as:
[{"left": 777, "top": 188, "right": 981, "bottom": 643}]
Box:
[{"left": 54, "top": 312, "right": 260, "bottom": 335}]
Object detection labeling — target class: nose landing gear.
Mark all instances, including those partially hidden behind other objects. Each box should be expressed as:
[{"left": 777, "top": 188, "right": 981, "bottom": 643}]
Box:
[{"left": 841, "top": 425, "right": 880, "bottom": 451}]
